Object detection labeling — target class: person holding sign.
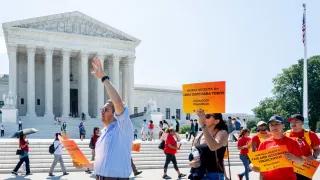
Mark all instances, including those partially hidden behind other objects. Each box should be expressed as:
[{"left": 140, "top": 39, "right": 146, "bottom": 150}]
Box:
[
  {"left": 252, "top": 115, "right": 303, "bottom": 180},
  {"left": 91, "top": 57, "right": 134, "bottom": 180},
  {"left": 189, "top": 110, "right": 228, "bottom": 180},
  {"left": 286, "top": 114, "right": 320, "bottom": 180}
]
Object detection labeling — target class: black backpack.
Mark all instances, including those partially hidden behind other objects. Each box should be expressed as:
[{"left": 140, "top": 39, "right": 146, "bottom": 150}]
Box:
[
  {"left": 49, "top": 142, "right": 60, "bottom": 154},
  {"left": 158, "top": 140, "right": 165, "bottom": 150}
]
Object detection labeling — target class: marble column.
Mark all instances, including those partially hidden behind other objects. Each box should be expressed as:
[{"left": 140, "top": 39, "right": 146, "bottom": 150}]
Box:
[
  {"left": 80, "top": 52, "right": 89, "bottom": 117},
  {"left": 26, "top": 46, "right": 36, "bottom": 117},
  {"left": 96, "top": 54, "right": 105, "bottom": 117},
  {"left": 7, "top": 45, "right": 17, "bottom": 106},
  {"left": 62, "top": 50, "right": 71, "bottom": 117},
  {"left": 121, "top": 57, "right": 135, "bottom": 113},
  {"left": 121, "top": 60, "right": 129, "bottom": 107},
  {"left": 44, "top": 48, "right": 54, "bottom": 120},
  {"left": 127, "top": 57, "right": 135, "bottom": 114},
  {"left": 111, "top": 55, "right": 120, "bottom": 91}
]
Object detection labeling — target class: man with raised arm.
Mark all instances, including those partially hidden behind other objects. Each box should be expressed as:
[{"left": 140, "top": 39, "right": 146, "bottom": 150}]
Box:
[{"left": 91, "top": 57, "right": 134, "bottom": 180}]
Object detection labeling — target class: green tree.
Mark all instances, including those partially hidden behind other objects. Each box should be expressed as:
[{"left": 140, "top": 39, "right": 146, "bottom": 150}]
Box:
[{"left": 253, "top": 56, "right": 320, "bottom": 131}]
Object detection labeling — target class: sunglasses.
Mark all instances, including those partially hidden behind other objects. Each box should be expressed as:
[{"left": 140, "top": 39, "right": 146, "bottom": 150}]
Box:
[{"left": 205, "top": 114, "right": 213, "bottom": 119}]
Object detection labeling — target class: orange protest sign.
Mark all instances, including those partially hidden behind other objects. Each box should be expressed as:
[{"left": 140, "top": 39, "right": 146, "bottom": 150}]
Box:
[
  {"left": 248, "top": 145, "right": 291, "bottom": 172},
  {"left": 132, "top": 142, "right": 141, "bottom": 152},
  {"left": 183, "top": 81, "right": 225, "bottom": 113},
  {"left": 58, "top": 136, "right": 90, "bottom": 168},
  {"left": 293, "top": 159, "right": 320, "bottom": 179}
]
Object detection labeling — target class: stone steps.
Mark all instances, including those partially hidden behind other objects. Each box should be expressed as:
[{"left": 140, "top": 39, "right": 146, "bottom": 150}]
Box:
[{"left": 0, "top": 140, "right": 242, "bottom": 174}]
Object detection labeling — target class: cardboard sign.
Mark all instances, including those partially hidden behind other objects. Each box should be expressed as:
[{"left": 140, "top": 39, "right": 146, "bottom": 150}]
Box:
[
  {"left": 248, "top": 145, "right": 291, "bottom": 172},
  {"left": 132, "top": 142, "right": 141, "bottom": 152},
  {"left": 183, "top": 81, "right": 225, "bottom": 113},
  {"left": 58, "top": 136, "right": 90, "bottom": 168},
  {"left": 293, "top": 159, "right": 320, "bottom": 179}
]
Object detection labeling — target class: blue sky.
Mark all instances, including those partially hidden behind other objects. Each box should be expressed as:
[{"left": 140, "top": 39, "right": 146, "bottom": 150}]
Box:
[{"left": 0, "top": 0, "right": 319, "bottom": 114}]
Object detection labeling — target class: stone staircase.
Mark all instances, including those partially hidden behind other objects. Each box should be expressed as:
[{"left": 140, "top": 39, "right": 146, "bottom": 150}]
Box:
[{"left": 0, "top": 139, "right": 242, "bottom": 174}]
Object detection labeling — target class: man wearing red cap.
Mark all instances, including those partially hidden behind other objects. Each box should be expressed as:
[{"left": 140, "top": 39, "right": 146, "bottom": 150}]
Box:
[{"left": 285, "top": 114, "right": 320, "bottom": 180}]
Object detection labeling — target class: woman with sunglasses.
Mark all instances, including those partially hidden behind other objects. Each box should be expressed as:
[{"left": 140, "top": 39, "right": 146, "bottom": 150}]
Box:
[{"left": 189, "top": 110, "right": 229, "bottom": 180}]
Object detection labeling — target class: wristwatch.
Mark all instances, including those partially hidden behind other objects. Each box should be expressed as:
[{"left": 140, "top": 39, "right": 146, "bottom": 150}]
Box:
[{"left": 101, "top": 75, "right": 110, "bottom": 83}]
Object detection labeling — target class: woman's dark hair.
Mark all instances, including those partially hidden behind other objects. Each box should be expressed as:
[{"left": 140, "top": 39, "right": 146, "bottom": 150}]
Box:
[
  {"left": 93, "top": 127, "right": 99, "bottom": 135},
  {"left": 55, "top": 133, "right": 61, "bottom": 140},
  {"left": 19, "top": 133, "right": 24, "bottom": 140},
  {"left": 212, "top": 113, "right": 228, "bottom": 131},
  {"left": 239, "top": 129, "right": 250, "bottom": 138}
]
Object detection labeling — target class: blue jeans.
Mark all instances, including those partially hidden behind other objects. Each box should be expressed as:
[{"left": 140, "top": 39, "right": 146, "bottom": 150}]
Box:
[
  {"left": 239, "top": 154, "right": 251, "bottom": 180},
  {"left": 203, "top": 172, "right": 224, "bottom": 180}
]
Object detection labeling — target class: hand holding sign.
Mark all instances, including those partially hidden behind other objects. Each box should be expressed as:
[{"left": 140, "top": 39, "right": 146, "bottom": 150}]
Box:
[{"left": 196, "top": 109, "right": 206, "bottom": 127}]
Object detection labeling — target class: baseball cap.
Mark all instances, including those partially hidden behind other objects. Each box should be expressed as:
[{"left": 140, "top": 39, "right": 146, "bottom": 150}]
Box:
[
  {"left": 288, "top": 114, "right": 304, "bottom": 122},
  {"left": 257, "top": 121, "right": 267, "bottom": 127},
  {"left": 268, "top": 115, "right": 284, "bottom": 124}
]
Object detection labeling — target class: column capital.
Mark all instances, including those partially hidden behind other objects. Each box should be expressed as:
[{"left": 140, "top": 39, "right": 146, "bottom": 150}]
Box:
[
  {"left": 7, "top": 45, "right": 17, "bottom": 52},
  {"left": 26, "top": 46, "right": 36, "bottom": 54},
  {"left": 97, "top": 54, "right": 105, "bottom": 61},
  {"left": 127, "top": 56, "right": 136, "bottom": 64},
  {"left": 62, "top": 49, "right": 72, "bottom": 56},
  {"left": 81, "top": 51, "right": 90, "bottom": 57},
  {"left": 112, "top": 55, "right": 122, "bottom": 62},
  {"left": 45, "top": 48, "right": 54, "bottom": 56}
]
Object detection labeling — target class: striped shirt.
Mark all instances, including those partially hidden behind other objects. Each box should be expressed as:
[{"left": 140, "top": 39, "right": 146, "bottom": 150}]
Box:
[{"left": 94, "top": 107, "right": 133, "bottom": 178}]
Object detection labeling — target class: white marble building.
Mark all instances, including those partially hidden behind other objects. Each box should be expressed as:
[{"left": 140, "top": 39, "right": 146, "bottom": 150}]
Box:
[{"left": 0, "top": 11, "right": 185, "bottom": 121}]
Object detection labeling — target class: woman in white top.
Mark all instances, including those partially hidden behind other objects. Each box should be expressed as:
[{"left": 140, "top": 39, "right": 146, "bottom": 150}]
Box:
[{"left": 48, "top": 133, "right": 69, "bottom": 177}]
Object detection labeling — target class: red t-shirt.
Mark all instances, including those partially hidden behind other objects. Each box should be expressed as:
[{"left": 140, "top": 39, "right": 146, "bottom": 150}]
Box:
[
  {"left": 164, "top": 134, "right": 177, "bottom": 155},
  {"left": 258, "top": 136, "right": 303, "bottom": 180},
  {"left": 287, "top": 130, "right": 320, "bottom": 157},
  {"left": 237, "top": 136, "right": 251, "bottom": 155},
  {"left": 251, "top": 132, "right": 271, "bottom": 151},
  {"left": 20, "top": 139, "right": 29, "bottom": 152}
]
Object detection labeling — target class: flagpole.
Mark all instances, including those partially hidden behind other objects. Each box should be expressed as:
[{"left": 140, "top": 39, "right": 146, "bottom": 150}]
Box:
[{"left": 302, "top": 3, "right": 309, "bottom": 129}]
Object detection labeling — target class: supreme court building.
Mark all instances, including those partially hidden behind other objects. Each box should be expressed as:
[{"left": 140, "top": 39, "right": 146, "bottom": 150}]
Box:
[{"left": 1, "top": 11, "right": 185, "bottom": 121}]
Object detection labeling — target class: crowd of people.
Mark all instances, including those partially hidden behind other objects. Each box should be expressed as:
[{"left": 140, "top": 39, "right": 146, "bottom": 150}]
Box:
[{"left": 7, "top": 56, "right": 320, "bottom": 180}]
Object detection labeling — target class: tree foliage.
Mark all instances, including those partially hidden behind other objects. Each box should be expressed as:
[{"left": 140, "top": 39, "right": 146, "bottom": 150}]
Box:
[{"left": 253, "top": 56, "right": 320, "bottom": 131}]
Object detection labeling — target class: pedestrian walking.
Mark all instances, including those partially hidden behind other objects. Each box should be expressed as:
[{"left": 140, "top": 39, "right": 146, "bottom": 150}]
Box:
[
  {"left": 12, "top": 134, "right": 31, "bottom": 176},
  {"left": 18, "top": 119, "right": 22, "bottom": 131},
  {"left": 237, "top": 129, "right": 252, "bottom": 180},
  {"left": 85, "top": 127, "right": 100, "bottom": 174},
  {"left": 162, "top": 127, "right": 186, "bottom": 179},
  {"left": 0, "top": 124, "right": 4, "bottom": 137},
  {"left": 79, "top": 121, "right": 86, "bottom": 140},
  {"left": 48, "top": 133, "right": 69, "bottom": 176}
]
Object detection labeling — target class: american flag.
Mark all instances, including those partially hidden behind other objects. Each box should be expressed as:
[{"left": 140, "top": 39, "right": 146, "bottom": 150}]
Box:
[{"left": 302, "top": 3, "right": 306, "bottom": 45}]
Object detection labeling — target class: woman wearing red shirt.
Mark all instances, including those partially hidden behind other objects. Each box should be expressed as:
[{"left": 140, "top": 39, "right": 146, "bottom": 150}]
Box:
[
  {"left": 162, "top": 128, "right": 186, "bottom": 179},
  {"left": 12, "top": 134, "right": 31, "bottom": 176},
  {"left": 86, "top": 127, "right": 100, "bottom": 174},
  {"left": 237, "top": 129, "right": 252, "bottom": 180}
]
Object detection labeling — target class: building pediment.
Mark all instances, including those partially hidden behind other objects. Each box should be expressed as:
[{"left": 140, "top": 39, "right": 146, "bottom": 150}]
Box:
[{"left": 3, "top": 11, "right": 139, "bottom": 42}]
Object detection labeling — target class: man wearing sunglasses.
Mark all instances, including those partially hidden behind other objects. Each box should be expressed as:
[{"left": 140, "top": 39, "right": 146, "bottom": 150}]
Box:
[
  {"left": 91, "top": 57, "right": 134, "bottom": 180},
  {"left": 251, "top": 121, "right": 271, "bottom": 152}
]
